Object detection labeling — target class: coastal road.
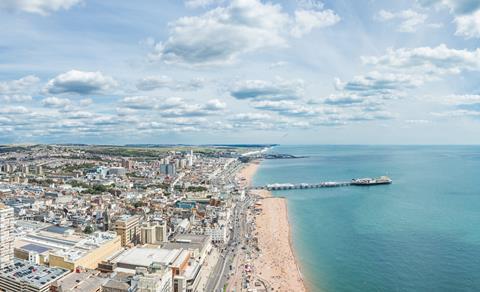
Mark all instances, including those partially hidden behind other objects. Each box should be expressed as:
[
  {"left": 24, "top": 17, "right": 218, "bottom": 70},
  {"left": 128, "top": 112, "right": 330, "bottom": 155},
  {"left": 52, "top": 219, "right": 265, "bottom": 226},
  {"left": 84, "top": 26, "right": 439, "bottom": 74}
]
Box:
[
  {"left": 205, "top": 201, "right": 243, "bottom": 291},
  {"left": 205, "top": 195, "right": 253, "bottom": 291}
]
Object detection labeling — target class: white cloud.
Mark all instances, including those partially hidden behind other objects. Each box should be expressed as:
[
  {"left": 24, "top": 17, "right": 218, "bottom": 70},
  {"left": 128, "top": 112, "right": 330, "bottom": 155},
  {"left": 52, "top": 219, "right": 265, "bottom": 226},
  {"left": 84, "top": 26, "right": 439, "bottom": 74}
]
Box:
[
  {"left": 151, "top": 0, "right": 339, "bottom": 66},
  {"left": 441, "top": 94, "right": 480, "bottom": 105},
  {"left": 121, "top": 96, "right": 157, "bottom": 110},
  {"left": 121, "top": 96, "right": 226, "bottom": 117},
  {"left": 203, "top": 99, "right": 226, "bottom": 110},
  {"left": 0, "top": 0, "right": 82, "bottom": 15},
  {"left": 185, "top": 0, "right": 224, "bottom": 9},
  {"left": 229, "top": 78, "right": 305, "bottom": 101},
  {"left": 362, "top": 44, "right": 480, "bottom": 75},
  {"left": 41, "top": 97, "right": 72, "bottom": 108},
  {"left": 417, "top": 0, "right": 480, "bottom": 38},
  {"left": 0, "top": 95, "right": 33, "bottom": 102},
  {"left": 0, "top": 75, "right": 40, "bottom": 94},
  {"left": 136, "top": 75, "right": 205, "bottom": 91},
  {"left": 0, "top": 75, "right": 39, "bottom": 103},
  {"left": 251, "top": 100, "right": 319, "bottom": 116},
  {"left": 376, "top": 9, "right": 427, "bottom": 32},
  {"left": 0, "top": 106, "right": 30, "bottom": 114},
  {"left": 296, "top": 0, "right": 325, "bottom": 10},
  {"left": 335, "top": 72, "right": 423, "bottom": 98},
  {"left": 45, "top": 70, "right": 117, "bottom": 94},
  {"left": 291, "top": 9, "right": 340, "bottom": 37},
  {"left": 323, "top": 93, "right": 367, "bottom": 106},
  {"left": 432, "top": 109, "right": 480, "bottom": 118},
  {"left": 79, "top": 98, "right": 93, "bottom": 107},
  {"left": 454, "top": 10, "right": 480, "bottom": 38}
]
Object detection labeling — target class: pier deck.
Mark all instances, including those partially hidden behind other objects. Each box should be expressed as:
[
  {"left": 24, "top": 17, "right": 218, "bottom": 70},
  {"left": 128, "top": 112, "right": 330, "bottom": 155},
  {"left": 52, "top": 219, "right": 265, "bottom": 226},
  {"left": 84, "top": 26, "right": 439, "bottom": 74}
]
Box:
[
  {"left": 254, "top": 180, "right": 391, "bottom": 191},
  {"left": 254, "top": 182, "right": 352, "bottom": 191}
]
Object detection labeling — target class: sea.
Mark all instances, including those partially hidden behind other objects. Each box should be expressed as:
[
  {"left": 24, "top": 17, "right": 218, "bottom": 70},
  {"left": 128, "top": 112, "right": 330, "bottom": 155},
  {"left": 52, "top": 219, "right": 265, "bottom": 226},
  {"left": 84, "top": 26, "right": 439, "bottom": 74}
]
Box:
[{"left": 252, "top": 145, "right": 480, "bottom": 292}]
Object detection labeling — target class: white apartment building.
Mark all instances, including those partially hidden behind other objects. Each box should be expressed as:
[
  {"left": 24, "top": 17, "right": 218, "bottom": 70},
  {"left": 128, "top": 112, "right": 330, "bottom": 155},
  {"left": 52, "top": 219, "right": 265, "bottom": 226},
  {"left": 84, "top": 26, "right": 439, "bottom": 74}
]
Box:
[
  {"left": 0, "top": 204, "right": 14, "bottom": 268},
  {"left": 204, "top": 224, "right": 228, "bottom": 243}
]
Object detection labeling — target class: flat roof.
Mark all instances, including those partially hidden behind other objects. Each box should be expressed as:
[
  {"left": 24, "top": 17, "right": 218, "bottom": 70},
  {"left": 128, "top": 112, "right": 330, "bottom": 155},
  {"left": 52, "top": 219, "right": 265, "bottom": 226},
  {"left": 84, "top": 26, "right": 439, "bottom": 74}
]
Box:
[
  {"left": 20, "top": 243, "right": 51, "bottom": 254},
  {"left": 112, "top": 247, "right": 182, "bottom": 268},
  {"left": 54, "top": 270, "right": 107, "bottom": 292},
  {"left": 43, "top": 226, "right": 72, "bottom": 234},
  {"left": 0, "top": 259, "right": 69, "bottom": 288}
]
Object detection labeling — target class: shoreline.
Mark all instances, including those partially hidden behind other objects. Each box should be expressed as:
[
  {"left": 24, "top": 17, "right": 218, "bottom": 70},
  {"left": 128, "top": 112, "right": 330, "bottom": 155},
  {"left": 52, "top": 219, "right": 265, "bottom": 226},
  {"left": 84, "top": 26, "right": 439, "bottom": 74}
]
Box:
[{"left": 238, "top": 160, "right": 307, "bottom": 292}]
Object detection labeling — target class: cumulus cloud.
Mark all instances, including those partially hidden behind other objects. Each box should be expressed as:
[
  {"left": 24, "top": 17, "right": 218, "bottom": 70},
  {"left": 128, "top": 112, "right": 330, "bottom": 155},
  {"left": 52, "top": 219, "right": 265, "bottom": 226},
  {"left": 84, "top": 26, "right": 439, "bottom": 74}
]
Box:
[
  {"left": 121, "top": 96, "right": 226, "bottom": 117},
  {"left": 454, "top": 10, "right": 480, "bottom": 38},
  {"left": 334, "top": 72, "right": 422, "bottom": 98},
  {"left": 417, "top": 0, "right": 480, "bottom": 38},
  {"left": 45, "top": 70, "right": 117, "bottom": 94},
  {"left": 441, "top": 94, "right": 480, "bottom": 105},
  {"left": 41, "top": 97, "right": 72, "bottom": 108},
  {"left": 0, "top": 106, "right": 30, "bottom": 114},
  {"left": 185, "top": 0, "right": 224, "bottom": 9},
  {"left": 251, "top": 100, "right": 319, "bottom": 116},
  {"left": 376, "top": 9, "right": 428, "bottom": 32},
  {"left": 432, "top": 109, "right": 480, "bottom": 118},
  {"left": 0, "top": 75, "right": 40, "bottom": 103},
  {"left": 0, "top": 0, "right": 82, "bottom": 15},
  {"left": 136, "top": 75, "right": 205, "bottom": 91},
  {"left": 0, "top": 75, "right": 40, "bottom": 94},
  {"left": 291, "top": 9, "right": 340, "bottom": 37},
  {"left": 151, "top": 0, "right": 339, "bottom": 65},
  {"left": 79, "top": 98, "right": 93, "bottom": 107},
  {"left": 229, "top": 78, "right": 305, "bottom": 101},
  {"left": 296, "top": 0, "right": 325, "bottom": 10},
  {"left": 0, "top": 95, "right": 33, "bottom": 102},
  {"left": 362, "top": 44, "right": 480, "bottom": 75},
  {"left": 326, "top": 45, "right": 480, "bottom": 109},
  {"left": 323, "top": 94, "right": 367, "bottom": 106}
]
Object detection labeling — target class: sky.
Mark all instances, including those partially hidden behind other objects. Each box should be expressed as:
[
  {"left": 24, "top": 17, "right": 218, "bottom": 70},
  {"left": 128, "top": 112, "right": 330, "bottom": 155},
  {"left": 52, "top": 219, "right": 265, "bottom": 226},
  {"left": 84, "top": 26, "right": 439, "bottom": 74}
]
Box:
[{"left": 0, "top": 0, "right": 480, "bottom": 145}]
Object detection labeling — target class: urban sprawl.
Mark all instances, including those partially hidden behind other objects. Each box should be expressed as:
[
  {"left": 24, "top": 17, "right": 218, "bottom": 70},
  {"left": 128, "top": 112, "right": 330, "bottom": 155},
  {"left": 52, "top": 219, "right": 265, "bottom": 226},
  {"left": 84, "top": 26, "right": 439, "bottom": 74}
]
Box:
[{"left": 0, "top": 145, "right": 270, "bottom": 292}]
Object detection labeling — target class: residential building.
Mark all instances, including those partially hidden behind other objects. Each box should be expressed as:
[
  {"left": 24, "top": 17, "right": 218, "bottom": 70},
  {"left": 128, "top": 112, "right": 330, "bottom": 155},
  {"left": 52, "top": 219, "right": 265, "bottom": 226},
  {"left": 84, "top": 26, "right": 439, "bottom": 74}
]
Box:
[
  {"left": 0, "top": 204, "right": 14, "bottom": 269},
  {"left": 114, "top": 215, "right": 141, "bottom": 246},
  {"left": 0, "top": 259, "right": 69, "bottom": 292}
]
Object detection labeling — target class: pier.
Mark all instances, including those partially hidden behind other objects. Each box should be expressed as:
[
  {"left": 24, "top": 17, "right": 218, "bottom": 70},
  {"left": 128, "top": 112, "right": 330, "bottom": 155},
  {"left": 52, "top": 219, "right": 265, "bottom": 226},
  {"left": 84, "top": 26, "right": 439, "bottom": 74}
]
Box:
[
  {"left": 255, "top": 181, "right": 352, "bottom": 191},
  {"left": 254, "top": 176, "right": 392, "bottom": 191}
]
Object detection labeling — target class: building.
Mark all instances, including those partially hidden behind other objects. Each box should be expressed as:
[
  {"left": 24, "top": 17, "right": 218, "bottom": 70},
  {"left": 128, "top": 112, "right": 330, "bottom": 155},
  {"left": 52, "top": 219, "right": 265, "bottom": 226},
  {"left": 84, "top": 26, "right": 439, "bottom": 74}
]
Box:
[
  {"left": 108, "top": 167, "right": 126, "bottom": 177},
  {"left": 159, "top": 164, "right": 176, "bottom": 176},
  {"left": 101, "top": 272, "right": 131, "bottom": 292},
  {"left": 51, "top": 269, "right": 107, "bottom": 292},
  {"left": 44, "top": 192, "right": 73, "bottom": 204},
  {"left": 0, "top": 204, "right": 14, "bottom": 269},
  {"left": 21, "top": 165, "right": 29, "bottom": 174},
  {"left": 0, "top": 259, "right": 69, "bottom": 292},
  {"left": 111, "top": 247, "right": 187, "bottom": 272},
  {"left": 140, "top": 221, "right": 168, "bottom": 245},
  {"left": 161, "top": 234, "right": 211, "bottom": 263},
  {"left": 114, "top": 215, "right": 141, "bottom": 246},
  {"left": 48, "top": 232, "right": 122, "bottom": 270},
  {"left": 131, "top": 265, "right": 172, "bottom": 292},
  {"left": 204, "top": 223, "right": 228, "bottom": 243},
  {"left": 140, "top": 223, "right": 155, "bottom": 245},
  {"left": 154, "top": 221, "right": 168, "bottom": 243},
  {"left": 14, "top": 223, "right": 122, "bottom": 271},
  {"left": 121, "top": 159, "right": 133, "bottom": 171},
  {"left": 35, "top": 165, "right": 43, "bottom": 176},
  {"left": 187, "top": 150, "right": 193, "bottom": 167}
]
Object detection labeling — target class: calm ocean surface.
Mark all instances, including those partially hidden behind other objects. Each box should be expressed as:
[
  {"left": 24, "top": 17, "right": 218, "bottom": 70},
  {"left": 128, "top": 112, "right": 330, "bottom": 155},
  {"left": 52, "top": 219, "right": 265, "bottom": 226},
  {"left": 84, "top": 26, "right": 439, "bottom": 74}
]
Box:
[{"left": 253, "top": 145, "right": 480, "bottom": 292}]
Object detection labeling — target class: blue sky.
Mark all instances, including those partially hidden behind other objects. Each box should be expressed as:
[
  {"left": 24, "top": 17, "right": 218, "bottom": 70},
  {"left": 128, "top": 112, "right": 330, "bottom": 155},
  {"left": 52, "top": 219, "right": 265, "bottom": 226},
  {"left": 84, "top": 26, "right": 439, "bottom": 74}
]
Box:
[{"left": 1, "top": 0, "right": 480, "bottom": 144}]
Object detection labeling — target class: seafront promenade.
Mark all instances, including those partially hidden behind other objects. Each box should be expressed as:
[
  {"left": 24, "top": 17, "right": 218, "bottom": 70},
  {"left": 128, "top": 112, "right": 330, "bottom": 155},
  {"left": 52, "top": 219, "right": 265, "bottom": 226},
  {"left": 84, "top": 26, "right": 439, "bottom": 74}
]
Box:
[{"left": 226, "top": 161, "right": 307, "bottom": 292}]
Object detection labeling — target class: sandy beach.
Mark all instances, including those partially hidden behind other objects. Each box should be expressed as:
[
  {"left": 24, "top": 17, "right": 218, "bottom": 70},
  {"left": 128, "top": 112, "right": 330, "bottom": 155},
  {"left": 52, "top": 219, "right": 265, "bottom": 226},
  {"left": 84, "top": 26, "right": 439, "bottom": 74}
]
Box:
[
  {"left": 237, "top": 160, "right": 260, "bottom": 187},
  {"left": 252, "top": 189, "right": 307, "bottom": 292},
  {"left": 237, "top": 160, "right": 306, "bottom": 292}
]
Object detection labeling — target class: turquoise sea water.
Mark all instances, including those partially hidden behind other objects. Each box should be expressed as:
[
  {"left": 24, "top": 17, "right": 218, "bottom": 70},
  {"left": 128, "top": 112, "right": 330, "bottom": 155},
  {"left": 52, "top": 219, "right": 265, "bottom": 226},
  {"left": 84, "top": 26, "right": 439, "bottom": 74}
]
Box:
[{"left": 253, "top": 145, "right": 480, "bottom": 292}]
